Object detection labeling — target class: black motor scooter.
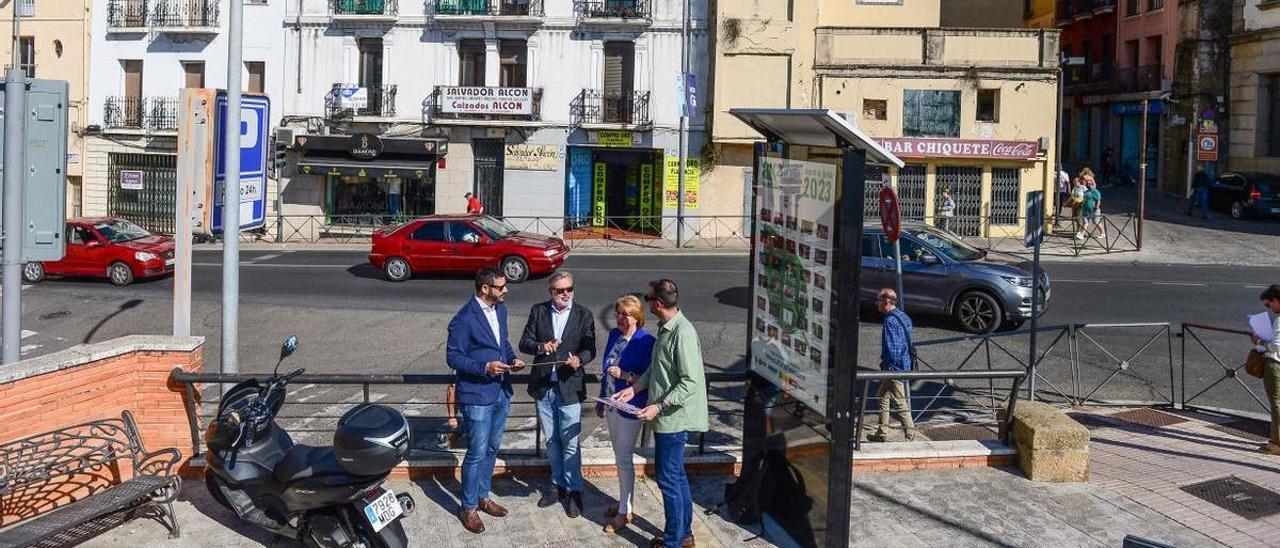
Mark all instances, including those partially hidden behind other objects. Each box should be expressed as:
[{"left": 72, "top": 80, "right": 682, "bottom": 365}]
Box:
[{"left": 205, "top": 336, "right": 414, "bottom": 548}]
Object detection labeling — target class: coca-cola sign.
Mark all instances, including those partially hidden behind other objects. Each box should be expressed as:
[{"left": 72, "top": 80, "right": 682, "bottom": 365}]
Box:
[{"left": 876, "top": 138, "right": 1041, "bottom": 161}]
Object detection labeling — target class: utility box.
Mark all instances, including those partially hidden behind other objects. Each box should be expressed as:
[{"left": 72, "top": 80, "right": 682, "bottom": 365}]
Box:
[{"left": 0, "top": 79, "right": 69, "bottom": 262}]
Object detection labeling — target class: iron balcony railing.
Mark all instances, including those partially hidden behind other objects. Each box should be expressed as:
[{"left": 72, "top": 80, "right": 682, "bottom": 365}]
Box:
[
  {"left": 574, "top": 0, "right": 651, "bottom": 20},
  {"left": 151, "top": 0, "right": 220, "bottom": 28},
  {"left": 330, "top": 0, "right": 398, "bottom": 16},
  {"left": 1116, "top": 65, "right": 1163, "bottom": 92},
  {"left": 107, "top": 0, "right": 149, "bottom": 28},
  {"left": 570, "top": 89, "right": 651, "bottom": 126},
  {"left": 434, "top": 0, "right": 543, "bottom": 16},
  {"left": 1065, "top": 62, "right": 1116, "bottom": 93},
  {"left": 104, "top": 97, "right": 179, "bottom": 132},
  {"left": 423, "top": 86, "right": 543, "bottom": 122},
  {"left": 326, "top": 84, "right": 398, "bottom": 118}
]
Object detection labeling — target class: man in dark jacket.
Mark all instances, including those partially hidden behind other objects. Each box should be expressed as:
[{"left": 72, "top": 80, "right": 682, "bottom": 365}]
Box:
[
  {"left": 519, "top": 271, "right": 597, "bottom": 517},
  {"left": 869, "top": 288, "right": 916, "bottom": 442},
  {"left": 1187, "top": 168, "right": 1210, "bottom": 220},
  {"left": 447, "top": 267, "right": 526, "bottom": 534}
]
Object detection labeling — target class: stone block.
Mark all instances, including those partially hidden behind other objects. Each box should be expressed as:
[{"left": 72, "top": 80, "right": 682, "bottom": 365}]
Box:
[{"left": 1009, "top": 401, "right": 1089, "bottom": 483}]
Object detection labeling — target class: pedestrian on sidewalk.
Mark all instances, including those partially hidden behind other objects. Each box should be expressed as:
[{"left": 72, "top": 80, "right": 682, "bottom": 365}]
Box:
[
  {"left": 1254, "top": 284, "right": 1280, "bottom": 455},
  {"left": 1055, "top": 165, "right": 1071, "bottom": 222},
  {"left": 465, "top": 192, "right": 484, "bottom": 215},
  {"left": 1187, "top": 168, "right": 1211, "bottom": 220},
  {"left": 869, "top": 288, "right": 917, "bottom": 443},
  {"left": 447, "top": 267, "right": 526, "bottom": 534},
  {"left": 1069, "top": 173, "right": 1088, "bottom": 238},
  {"left": 520, "top": 271, "right": 597, "bottom": 518},
  {"left": 936, "top": 186, "right": 956, "bottom": 233},
  {"left": 610, "top": 279, "right": 707, "bottom": 548},
  {"left": 1077, "top": 176, "right": 1104, "bottom": 241},
  {"left": 596, "top": 295, "right": 656, "bottom": 534}
]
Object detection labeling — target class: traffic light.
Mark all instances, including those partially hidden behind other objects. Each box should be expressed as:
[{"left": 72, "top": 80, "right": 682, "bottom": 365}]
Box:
[{"left": 271, "top": 134, "right": 288, "bottom": 178}]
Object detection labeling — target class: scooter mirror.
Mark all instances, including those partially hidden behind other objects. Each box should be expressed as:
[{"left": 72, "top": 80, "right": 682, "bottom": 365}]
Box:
[{"left": 280, "top": 336, "right": 298, "bottom": 362}]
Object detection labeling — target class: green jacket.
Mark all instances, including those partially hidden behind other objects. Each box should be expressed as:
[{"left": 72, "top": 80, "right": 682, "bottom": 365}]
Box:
[{"left": 637, "top": 311, "right": 709, "bottom": 433}]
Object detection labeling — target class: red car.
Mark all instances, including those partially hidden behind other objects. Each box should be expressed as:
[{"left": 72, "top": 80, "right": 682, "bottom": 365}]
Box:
[
  {"left": 369, "top": 215, "right": 568, "bottom": 282},
  {"left": 23, "top": 217, "right": 176, "bottom": 286}
]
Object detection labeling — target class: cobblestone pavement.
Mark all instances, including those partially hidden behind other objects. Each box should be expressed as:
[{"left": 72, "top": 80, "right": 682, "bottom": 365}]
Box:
[{"left": 1072, "top": 407, "right": 1280, "bottom": 548}]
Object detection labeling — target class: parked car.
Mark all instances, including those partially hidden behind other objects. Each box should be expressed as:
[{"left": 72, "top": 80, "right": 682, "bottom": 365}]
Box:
[
  {"left": 23, "top": 218, "right": 176, "bottom": 286},
  {"left": 861, "top": 223, "right": 1050, "bottom": 333},
  {"left": 1208, "top": 172, "right": 1280, "bottom": 220},
  {"left": 369, "top": 215, "right": 568, "bottom": 283}
]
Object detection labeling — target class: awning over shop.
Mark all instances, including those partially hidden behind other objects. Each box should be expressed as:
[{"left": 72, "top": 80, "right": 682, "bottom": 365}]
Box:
[
  {"left": 295, "top": 159, "right": 435, "bottom": 180},
  {"left": 294, "top": 133, "right": 447, "bottom": 179},
  {"left": 728, "top": 108, "right": 904, "bottom": 167}
]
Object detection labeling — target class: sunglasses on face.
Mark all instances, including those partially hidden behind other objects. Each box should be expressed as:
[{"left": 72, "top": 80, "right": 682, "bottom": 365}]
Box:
[
  {"left": 551, "top": 286, "right": 574, "bottom": 294},
  {"left": 487, "top": 283, "right": 508, "bottom": 292}
]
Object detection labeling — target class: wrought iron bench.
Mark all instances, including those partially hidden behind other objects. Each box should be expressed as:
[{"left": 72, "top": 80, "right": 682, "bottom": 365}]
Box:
[{"left": 0, "top": 411, "right": 182, "bottom": 547}]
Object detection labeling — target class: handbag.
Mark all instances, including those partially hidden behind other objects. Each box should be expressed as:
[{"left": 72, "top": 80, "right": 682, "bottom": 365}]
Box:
[{"left": 1245, "top": 350, "right": 1268, "bottom": 379}]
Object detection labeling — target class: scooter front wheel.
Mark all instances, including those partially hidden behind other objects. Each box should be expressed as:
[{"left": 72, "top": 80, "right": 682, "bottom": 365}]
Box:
[{"left": 205, "top": 473, "right": 233, "bottom": 511}]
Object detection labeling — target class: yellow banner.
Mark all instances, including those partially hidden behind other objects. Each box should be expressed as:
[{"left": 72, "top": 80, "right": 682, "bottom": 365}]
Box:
[
  {"left": 592, "top": 163, "right": 607, "bottom": 227},
  {"left": 598, "top": 131, "right": 632, "bottom": 147},
  {"left": 663, "top": 156, "right": 700, "bottom": 210}
]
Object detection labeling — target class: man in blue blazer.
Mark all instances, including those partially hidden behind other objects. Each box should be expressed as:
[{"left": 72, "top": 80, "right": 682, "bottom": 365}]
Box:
[{"left": 447, "top": 267, "right": 526, "bottom": 534}]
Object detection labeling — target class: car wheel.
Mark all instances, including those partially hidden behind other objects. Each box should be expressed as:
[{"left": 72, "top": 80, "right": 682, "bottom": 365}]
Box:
[
  {"left": 383, "top": 257, "right": 412, "bottom": 282},
  {"left": 108, "top": 262, "right": 134, "bottom": 286},
  {"left": 1231, "top": 201, "right": 1245, "bottom": 220},
  {"left": 21, "top": 262, "right": 45, "bottom": 283},
  {"left": 501, "top": 256, "right": 529, "bottom": 283},
  {"left": 955, "top": 291, "right": 1003, "bottom": 334}
]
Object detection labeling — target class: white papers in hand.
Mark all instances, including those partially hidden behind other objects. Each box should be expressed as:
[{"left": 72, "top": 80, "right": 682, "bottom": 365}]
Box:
[
  {"left": 1248, "top": 312, "right": 1275, "bottom": 342},
  {"left": 591, "top": 396, "right": 644, "bottom": 416}
]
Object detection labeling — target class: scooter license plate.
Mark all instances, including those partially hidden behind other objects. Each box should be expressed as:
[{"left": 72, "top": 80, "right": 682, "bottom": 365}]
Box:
[{"left": 362, "top": 489, "right": 403, "bottom": 533}]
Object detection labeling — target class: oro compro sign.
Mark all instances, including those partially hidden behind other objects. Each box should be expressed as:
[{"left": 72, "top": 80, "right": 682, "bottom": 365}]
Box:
[
  {"left": 751, "top": 157, "right": 837, "bottom": 416},
  {"left": 440, "top": 87, "right": 534, "bottom": 115}
]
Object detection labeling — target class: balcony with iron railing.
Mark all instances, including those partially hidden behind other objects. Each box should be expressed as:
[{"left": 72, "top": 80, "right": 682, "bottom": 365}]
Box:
[
  {"left": 330, "top": 0, "right": 398, "bottom": 21},
  {"left": 151, "top": 0, "right": 220, "bottom": 33},
  {"left": 106, "top": 0, "right": 149, "bottom": 31},
  {"left": 326, "top": 84, "right": 398, "bottom": 119},
  {"left": 104, "top": 97, "right": 179, "bottom": 133},
  {"left": 423, "top": 86, "right": 543, "bottom": 124},
  {"left": 570, "top": 89, "right": 651, "bottom": 128},
  {"left": 1064, "top": 62, "right": 1116, "bottom": 94},
  {"left": 1115, "top": 65, "right": 1164, "bottom": 93},
  {"left": 573, "top": 0, "right": 651, "bottom": 24},
  {"left": 433, "top": 0, "right": 543, "bottom": 19},
  {"left": 1057, "top": 0, "right": 1116, "bottom": 26}
]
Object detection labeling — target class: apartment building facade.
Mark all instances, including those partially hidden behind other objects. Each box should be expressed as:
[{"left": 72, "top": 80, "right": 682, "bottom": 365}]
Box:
[
  {"left": 274, "top": 0, "right": 707, "bottom": 240},
  {"left": 1229, "top": 0, "right": 1280, "bottom": 175},
  {"left": 83, "top": 0, "right": 286, "bottom": 233}
]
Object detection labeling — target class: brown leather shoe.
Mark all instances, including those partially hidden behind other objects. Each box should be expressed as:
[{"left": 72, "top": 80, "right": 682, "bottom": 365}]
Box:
[
  {"left": 458, "top": 508, "right": 484, "bottom": 534},
  {"left": 603, "top": 512, "right": 633, "bottom": 534},
  {"left": 684, "top": 537, "right": 696, "bottom": 548},
  {"left": 477, "top": 498, "right": 508, "bottom": 518},
  {"left": 648, "top": 536, "right": 695, "bottom": 548}
]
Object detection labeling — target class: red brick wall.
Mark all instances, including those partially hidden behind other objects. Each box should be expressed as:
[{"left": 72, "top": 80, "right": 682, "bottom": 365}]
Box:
[{"left": 0, "top": 339, "right": 203, "bottom": 526}]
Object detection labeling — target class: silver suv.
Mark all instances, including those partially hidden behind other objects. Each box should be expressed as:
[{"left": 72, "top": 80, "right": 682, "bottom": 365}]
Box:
[{"left": 861, "top": 222, "right": 1050, "bottom": 333}]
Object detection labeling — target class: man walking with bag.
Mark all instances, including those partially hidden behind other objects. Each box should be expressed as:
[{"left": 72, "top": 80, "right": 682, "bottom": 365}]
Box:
[
  {"left": 520, "top": 271, "right": 597, "bottom": 517},
  {"left": 869, "top": 288, "right": 917, "bottom": 442},
  {"left": 611, "top": 279, "right": 707, "bottom": 548},
  {"left": 1254, "top": 284, "right": 1280, "bottom": 455}
]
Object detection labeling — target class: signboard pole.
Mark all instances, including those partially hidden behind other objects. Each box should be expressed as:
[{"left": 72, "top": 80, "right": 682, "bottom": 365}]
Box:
[
  {"left": 221, "top": 0, "right": 245, "bottom": 375},
  {"left": 675, "top": 0, "right": 690, "bottom": 248},
  {"left": 1, "top": 66, "right": 26, "bottom": 365},
  {"left": 1025, "top": 191, "right": 1045, "bottom": 400},
  {"left": 1137, "top": 99, "right": 1149, "bottom": 250}
]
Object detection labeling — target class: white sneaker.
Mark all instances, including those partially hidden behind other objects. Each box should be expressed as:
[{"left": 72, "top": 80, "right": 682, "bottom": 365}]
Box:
[{"left": 1074, "top": 233, "right": 1084, "bottom": 240}]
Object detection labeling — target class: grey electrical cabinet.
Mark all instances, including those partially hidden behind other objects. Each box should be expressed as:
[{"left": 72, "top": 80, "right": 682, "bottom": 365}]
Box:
[{"left": 0, "top": 79, "right": 70, "bottom": 262}]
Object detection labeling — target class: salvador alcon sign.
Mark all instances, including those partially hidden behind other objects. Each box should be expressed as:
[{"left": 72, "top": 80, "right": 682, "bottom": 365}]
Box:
[
  {"left": 440, "top": 87, "right": 534, "bottom": 116},
  {"left": 875, "top": 138, "right": 1040, "bottom": 161}
]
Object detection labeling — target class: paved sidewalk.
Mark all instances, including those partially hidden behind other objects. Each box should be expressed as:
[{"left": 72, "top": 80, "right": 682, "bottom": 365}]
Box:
[{"left": 1069, "top": 407, "right": 1280, "bottom": 548}]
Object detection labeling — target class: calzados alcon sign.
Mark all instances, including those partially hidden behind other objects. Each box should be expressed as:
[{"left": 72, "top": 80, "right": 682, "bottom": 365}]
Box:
[{"left": 440, "top": 87, "right": 533, "bottom": 116}]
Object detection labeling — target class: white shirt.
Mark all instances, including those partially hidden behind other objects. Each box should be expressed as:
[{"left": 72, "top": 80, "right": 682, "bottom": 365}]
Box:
[
  {"left": 550, "top": 301, "right": 572, "bottom": 381},
  {"left": 475, "top": 296, "right": 501, "bottom": 346}
]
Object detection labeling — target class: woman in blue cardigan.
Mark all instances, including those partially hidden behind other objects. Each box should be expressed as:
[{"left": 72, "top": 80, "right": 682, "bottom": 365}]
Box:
[{"left": 595, "top": 295, "right": 656, "bottom": 534}]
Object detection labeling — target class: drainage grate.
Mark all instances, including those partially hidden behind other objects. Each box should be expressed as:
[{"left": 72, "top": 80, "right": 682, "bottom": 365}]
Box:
[
  {"left": 1109, "top": 408, "right": 1189, "bottom": 428},
  {"left": 1180, "top": 476, "right": 1280, "bottom": 521},
  {"left": 922, "top": 424, "right": 998, "bottom": 441},
  {"left": 1207, "top": 419, "right": 1270, "bottom": 443},
  {"left": 1066, "top": 413, "right": 1118, "bottom": 430}
]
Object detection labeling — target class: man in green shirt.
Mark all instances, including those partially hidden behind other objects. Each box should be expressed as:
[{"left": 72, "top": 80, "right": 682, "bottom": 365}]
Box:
[{"left": 611, "top": 279, "right": 707, "bottom": 548}]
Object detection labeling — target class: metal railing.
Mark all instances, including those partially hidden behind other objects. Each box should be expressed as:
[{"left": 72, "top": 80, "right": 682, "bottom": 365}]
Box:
[
  {"left": 434, "top": 0, "right": 543, "bottom": 16},
  {"left": 573, "top": 0, "right": 651, "bottom": 20},
  {"left": 1181, "top": 323, "right": 1274, "bottom": 420},
  {"left": 854, "top": 369, "right": 1027, "bottom": 451},
  {"left": 571, "top": 89, "right": 651, "bottom": 127},
  {"left": 326, "top": 84, "right": 397, "bottom": 118},
  {"left": 104, "top": 96, "right": 179, "bottom": 132},
  {"left": 170, "top": 369, "right": 746, "bottom": 460},
  {"left": 107, "top": 0, "right": 149, "bottom": 28},
  {"left": 422, "top": 86, "right": 543, "bottom": 122},
  {"left": 330, "top": 0, "right": 398, "bottom": 16},
  {"left": 151, "top": 0, "right": 220, "bottom": 28},
  {"left": 1116, "top": 65, "right": 1164, "bottom": 93}
]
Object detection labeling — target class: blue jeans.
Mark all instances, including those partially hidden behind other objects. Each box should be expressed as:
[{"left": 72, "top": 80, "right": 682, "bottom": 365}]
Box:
[
  {"left": 1188, "top": 187, "right": 1209, "bottom": 219},
  {"left": 536, "top": 388, "right": 583, "bottom": 492},
  {"left": 460, "top": 390, "right": 511, "bottom": 510},
  {"left": 655, "top": 431, "right": 693, "bottom": 547}
]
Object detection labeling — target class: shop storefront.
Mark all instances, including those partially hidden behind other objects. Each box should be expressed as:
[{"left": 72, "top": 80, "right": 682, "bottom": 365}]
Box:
[
  {"left": 294, "top": 133, "right": 447, "bottom": 223},
  {"left": 565, "top": 134, "right": 664, "bottom": 236}
]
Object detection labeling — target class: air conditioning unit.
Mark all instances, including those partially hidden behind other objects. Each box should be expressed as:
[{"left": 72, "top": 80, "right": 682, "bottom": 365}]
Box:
[{"left": 276, "top": 127, "right": 301, "bottom": 149}]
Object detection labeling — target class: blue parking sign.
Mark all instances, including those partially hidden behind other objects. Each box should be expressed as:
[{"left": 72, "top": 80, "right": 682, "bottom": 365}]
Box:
[{"left": 212, "top": 92, "right": 270, "bottom": 234}]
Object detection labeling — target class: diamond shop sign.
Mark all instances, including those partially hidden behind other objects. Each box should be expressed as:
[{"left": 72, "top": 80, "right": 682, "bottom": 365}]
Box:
[
  {"left": 441, "top": 87, "right": 534, "bottom": 116},
  {"left": 876, "top": 138, "right": 1040, "bottom": 161}
]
